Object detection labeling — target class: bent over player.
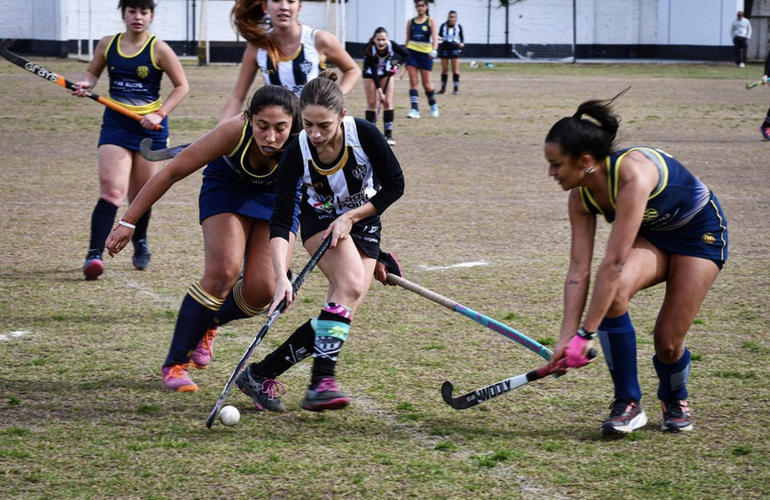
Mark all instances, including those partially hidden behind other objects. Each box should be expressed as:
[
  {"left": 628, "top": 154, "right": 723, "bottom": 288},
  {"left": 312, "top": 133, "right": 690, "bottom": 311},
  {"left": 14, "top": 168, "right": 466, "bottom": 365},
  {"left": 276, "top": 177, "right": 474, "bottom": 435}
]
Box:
[
  {"left": 543, "top": 90, "right": 728, "bottom": 435},
  {"left": 235, "top": 71, "right": 405, "bottom": 412}
]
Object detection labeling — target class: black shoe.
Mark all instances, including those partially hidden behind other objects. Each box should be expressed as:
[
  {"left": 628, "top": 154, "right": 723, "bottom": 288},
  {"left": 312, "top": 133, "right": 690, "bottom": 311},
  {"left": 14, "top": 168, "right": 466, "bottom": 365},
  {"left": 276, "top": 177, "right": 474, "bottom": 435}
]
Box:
[
  {"left": 301, "top": 377, "right": 350, "bottom": 412},
  {"left": 437, "top": 88, "right": 446, "bottom": 95},
  {"left": 236, "top": 368, "right": 286, "bottom": 412},
  {"left": 661, "top": 400, "right": 693, "bottom": 432},
  {"left": 132, "top": 238, "right": 151, "bottom": 270},
  {"left": 601, "top": 399, "right": 647, "bottom": 435}
]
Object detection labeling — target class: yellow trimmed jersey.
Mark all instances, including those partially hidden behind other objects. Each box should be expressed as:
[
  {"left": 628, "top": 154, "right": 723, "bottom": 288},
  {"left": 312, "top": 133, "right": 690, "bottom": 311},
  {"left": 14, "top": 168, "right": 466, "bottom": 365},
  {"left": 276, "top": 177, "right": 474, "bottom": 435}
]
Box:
[
  {"left": 406, "top": 16, "right": 433, "bottom": 53},
  {"left": 105, "top": 33, "right": 163, "bottom": 114}
]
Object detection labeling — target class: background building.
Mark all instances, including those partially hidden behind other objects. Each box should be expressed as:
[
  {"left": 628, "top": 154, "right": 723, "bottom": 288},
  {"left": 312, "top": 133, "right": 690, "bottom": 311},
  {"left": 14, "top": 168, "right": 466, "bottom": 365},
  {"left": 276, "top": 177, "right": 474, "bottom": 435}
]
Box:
[{"left": 0, "top": 0, "right": 747, "bottom": 62}]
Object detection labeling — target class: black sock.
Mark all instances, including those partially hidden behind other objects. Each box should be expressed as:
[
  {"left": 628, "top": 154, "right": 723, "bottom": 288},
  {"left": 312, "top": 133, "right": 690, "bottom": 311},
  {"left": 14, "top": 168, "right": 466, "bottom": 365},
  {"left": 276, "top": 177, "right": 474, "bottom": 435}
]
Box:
[
  {"left": 365, "top": 110, "right": 376, "bottom": 123},
  {"left": 384, "top": 110, "right": 394, "bottom": 137},
  {"left": 251, "top": 320, "right": 315, "bottom": 378},
  {"left": 211, "top": 279, "right": 266, "bottom": 327},
  {"left": 453, "top": 73, "right": 459, "bottom": 91},
  {"left": 440, "top": 73, "right": 448, "bottom": 90},
  {"left": 164, "top": 282, "right": 224, "bottom": 366},
  {"left": 426, "top": 90, "right": 436, "bottom": 106},
  {"left": 132, "top": 208, "right": 152, "bottom": 243},
  {"left": 763, "top": 110, "right": 770, "bottom": 128},
  {"left": 88, "top": 198, "right": 118, "bottom": 256}
]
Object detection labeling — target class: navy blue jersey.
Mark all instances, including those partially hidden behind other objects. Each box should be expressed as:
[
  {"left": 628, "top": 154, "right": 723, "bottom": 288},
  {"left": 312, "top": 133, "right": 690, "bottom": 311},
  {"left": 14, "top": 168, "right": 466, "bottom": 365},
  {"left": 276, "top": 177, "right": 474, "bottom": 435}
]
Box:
[
  {"left": 203, "top": 120, "right": 280, "bottom": 191},
  {"left": 407, "top": 16, "right": 433, "bottom": 53},
  {"left": 579, "top": 147, "right": 727, "bottom": 264},
  {"left": 105, "top": 33, "right": 163, "bottom": 114}
]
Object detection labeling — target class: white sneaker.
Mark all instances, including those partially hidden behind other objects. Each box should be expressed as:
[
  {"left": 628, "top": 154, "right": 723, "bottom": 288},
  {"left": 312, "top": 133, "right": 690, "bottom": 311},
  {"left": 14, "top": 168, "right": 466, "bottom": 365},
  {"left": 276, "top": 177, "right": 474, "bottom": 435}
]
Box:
[
  {"left": 406, "top": 109, "right": 420, "bottom": 119},
  {"left": 386, "top": 136, "right": 396, "bottom": 146},
  {"left": 739, "top": 62, "right": 745, "bottom": 68},
  {"left": 430, "top": 104, "right": 439, "bottom": 118}
]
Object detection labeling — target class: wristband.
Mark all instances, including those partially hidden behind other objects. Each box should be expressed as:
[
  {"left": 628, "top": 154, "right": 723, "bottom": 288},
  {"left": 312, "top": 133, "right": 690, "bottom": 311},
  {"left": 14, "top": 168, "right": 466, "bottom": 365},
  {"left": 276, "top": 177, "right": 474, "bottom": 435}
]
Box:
[
  {"left": 156, "top": 110, "right": 167, "bottom": 119},
  {"left": 577, "top": 327, "right": 596, "bottom": 340},
  {"left": 118, "top": 219, "right": 136, "bottom": 230}
]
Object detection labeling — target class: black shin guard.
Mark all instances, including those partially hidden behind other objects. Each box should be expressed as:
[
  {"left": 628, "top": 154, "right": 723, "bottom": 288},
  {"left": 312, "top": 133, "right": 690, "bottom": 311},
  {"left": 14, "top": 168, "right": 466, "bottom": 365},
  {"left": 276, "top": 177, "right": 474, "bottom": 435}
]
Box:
[{"left": 88, "top": 198, "right": 118, "bottom": 255}]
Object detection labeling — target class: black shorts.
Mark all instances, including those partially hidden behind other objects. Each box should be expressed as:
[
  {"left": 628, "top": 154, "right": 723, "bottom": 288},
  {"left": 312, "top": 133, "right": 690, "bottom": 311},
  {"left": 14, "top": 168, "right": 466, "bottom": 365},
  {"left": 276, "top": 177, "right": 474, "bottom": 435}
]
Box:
[
  {"left": 438, "top": 43, "right": 461, "bottom": 59},
  {"left": 299, "top": 212, "right": 381, "bottom": 259}
]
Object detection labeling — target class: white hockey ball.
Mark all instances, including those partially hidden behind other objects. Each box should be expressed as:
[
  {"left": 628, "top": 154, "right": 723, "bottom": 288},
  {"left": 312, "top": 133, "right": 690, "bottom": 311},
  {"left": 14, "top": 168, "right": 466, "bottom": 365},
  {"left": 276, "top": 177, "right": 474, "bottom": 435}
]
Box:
[
  {"left": 219, "top": 405, "right": 240, "bottom": 426},
  {"left": 469, "top": 60, "right": 478, "bottom": 68}
]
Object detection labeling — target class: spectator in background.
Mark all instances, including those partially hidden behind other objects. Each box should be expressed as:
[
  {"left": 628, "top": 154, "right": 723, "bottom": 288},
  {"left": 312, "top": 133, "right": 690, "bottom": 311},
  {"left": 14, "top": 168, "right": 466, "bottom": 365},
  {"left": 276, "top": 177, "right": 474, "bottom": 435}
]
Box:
[{"left": 731, "top": 11, "right": 752, "bottom": 68}]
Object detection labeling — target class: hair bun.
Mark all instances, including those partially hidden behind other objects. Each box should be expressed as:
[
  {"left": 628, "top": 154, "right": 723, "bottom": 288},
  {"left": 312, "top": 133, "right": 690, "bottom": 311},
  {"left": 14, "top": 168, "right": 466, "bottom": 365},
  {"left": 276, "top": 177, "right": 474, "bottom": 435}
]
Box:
[{"left": 318, "top": 69, "right": 339, "bottom": 82}]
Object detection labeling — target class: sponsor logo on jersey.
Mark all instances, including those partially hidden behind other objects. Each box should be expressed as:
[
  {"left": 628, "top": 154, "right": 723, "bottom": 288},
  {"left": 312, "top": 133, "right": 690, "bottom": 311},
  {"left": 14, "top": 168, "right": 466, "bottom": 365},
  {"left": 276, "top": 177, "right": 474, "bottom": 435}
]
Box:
[
  {"left": 136, "top": 65, "right": 150, "bottom": 79},
  {"left": 312, "top": 195, "right": 335, "bottom": 214},
  {"left": 701, "top": 233, "right": 716, "bottom": 245},
  {"left": 336, "top": 190, "right": 370, "bottom": 210}
]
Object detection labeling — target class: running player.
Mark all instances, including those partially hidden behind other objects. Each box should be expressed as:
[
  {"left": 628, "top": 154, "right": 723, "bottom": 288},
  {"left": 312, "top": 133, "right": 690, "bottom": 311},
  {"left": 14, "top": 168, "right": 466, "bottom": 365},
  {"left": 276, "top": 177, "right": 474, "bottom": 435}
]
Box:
[
  {"left": 437, "top": 11, "right": 464, "bottom": 95},
  {"left": 219, "top": 0, "right": 360, "bottom": 122},
  {"left": 544, "top": 90, "right": 728, "bottom": 435},
  {"left": 405, "top": 0, "right": 440, "bottom": 119},
  {"left": 362, "top": 27, "right": 408, "bottom": 145},
  {"left": 105, "top": 85, "right": 302, "bottom": 392},
  {"left": 74, "top": 0, "right": 189, "bottom": 280},
  {"left": 235, "top": 71, "right": 405, "bottom": 412}
]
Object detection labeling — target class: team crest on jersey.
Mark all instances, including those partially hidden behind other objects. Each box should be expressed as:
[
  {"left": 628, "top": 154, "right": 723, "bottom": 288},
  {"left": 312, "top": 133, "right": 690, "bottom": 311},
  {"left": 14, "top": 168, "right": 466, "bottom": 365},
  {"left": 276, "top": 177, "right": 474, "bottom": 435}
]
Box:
[
  {"left": 422, "top": 26, "right": 428, "bottom": 32},
  {"left": 299, "top": 60, "right": 314, "bottom": 75},
  {"left": 642, "top": 208, "right": 658, "bottom": 222},
  {"left": 136, "top": 65, "right": 150, "bottom": 79},
  {"left": 351, "top": 163, "right": 367, "bottom": 180},
  {"left": 701, "top": 233, "right": 716, "bottom": 245}
]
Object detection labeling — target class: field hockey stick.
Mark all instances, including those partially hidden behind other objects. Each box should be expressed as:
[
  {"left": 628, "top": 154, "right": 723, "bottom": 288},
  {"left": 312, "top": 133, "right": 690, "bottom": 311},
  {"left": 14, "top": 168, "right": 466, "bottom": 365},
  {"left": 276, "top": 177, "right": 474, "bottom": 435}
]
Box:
[
  {"left": 386, "top": 273, "right": 552, "bottom": 362},
  {"left": 206, "top": 237, "right": 331, "bottom": 428},
  {"left": 139, "top": 138, "right": 191, "bottom": 161},
  {"left": 746, "top": 78, "right": 766, "bottom": 89},
  {"left": 442, "top": 349, "right": 596, "bottom": 410},
  {"left": 0, "top": 39, "right": 162, "bottom": 131},
  {"left": 374, "top": 74, "right": 393, "bottom": 122}
]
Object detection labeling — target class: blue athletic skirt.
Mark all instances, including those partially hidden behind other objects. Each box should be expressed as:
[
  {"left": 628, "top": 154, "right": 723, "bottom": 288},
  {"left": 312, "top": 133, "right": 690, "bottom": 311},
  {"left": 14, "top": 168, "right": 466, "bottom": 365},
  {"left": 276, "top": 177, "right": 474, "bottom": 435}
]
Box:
[
  {"left": 639, "top": 192, "right": 728, "bottom": 269},
  {"left": 406, "top": 49, "right": 433, "bottom": 71},
  {"left": 199, "top": 160, "right": 300, "bottom": 233},
  {"left": 98, "top": 107, "right": 169, "bottom": 151}
]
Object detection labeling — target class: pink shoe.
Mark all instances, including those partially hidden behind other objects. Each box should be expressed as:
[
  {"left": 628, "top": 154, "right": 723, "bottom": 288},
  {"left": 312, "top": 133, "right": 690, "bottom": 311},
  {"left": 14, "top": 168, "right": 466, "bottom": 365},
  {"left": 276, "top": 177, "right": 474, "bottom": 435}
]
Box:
[
  {"left": 190, "top": 327, "right": 218, "bottom": 369},
  {"left": 161, "top": 363, "right": 198, "bottom": 392},
  {"left": 301, "top": 377, "right": 350, "bottom": 411},
  {"left": 83, "top": 255, "right": 104, "bottom": 281}
]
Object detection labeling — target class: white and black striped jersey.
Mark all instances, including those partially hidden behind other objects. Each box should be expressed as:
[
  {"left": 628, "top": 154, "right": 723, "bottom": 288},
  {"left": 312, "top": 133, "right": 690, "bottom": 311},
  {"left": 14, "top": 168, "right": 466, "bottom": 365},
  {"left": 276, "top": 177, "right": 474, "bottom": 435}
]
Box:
[
  {"left": 363, "top": 40, "right": 408, "bottom": 81},
  {"left": 270, "top": 116, "right": 405, "bottom": 241},
  {"left": 439, "top": 22, "right": 464, "bottom": 46},
  {"left": 257, "top": 24, "right": 324, "bottom": 98}
]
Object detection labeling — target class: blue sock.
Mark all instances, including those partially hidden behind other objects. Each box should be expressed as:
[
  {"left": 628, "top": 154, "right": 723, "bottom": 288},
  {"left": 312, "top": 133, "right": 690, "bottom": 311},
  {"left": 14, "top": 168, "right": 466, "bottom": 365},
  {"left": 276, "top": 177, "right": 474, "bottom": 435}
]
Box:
[
  {"left": 426, "top": 90, "right": 436, "bottom": 106},
  {"left": 653, "top": 348, "right": 691, "bottom": 401},
  {"left": 164, "top": 282, "right": 223, "bottom": 366},
  {"left": 409, "top": 89, "right": 419, "bottom": 111},
  {"left": 597, "top": 312, "right": 642, "bottom": 401},
  {"left": 211, "top": 279, "right": 266, "bottom": 327}
]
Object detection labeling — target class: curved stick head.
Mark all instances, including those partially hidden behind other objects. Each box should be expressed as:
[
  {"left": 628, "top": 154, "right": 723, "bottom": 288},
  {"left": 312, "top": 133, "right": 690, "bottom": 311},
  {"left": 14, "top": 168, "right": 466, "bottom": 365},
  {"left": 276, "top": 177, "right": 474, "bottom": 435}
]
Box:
[
  {"left": 441, "top": 381, "right": 454, "bottom": 405},
  {"left": 0, "top": 39, "right": 15, "bottom": 52}
]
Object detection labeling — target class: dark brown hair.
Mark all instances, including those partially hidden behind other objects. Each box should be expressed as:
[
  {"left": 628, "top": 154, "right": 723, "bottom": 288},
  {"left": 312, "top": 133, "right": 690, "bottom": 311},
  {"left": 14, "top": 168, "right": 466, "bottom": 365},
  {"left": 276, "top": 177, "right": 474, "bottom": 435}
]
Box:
[
  {"left": 244, "top": 85, "right": 302, "bottom": 136},
  {"left": 299, "top": 70, "right": 344, "bottom": 115}
]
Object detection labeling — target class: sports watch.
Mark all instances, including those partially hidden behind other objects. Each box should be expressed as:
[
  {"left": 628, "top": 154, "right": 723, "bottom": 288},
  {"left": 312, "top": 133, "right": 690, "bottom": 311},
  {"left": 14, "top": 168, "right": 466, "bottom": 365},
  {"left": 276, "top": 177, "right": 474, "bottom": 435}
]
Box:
[{"left": 577, "top": 327, "right": 596, "bottom": 340}]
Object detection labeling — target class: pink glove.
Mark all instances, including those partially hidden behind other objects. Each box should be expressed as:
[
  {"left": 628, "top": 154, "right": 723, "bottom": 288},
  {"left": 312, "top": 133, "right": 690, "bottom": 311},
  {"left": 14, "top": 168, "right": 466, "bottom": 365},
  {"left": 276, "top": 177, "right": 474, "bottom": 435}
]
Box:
[{"left": 565, "top": 335, "right": 594, "bottom": 368}]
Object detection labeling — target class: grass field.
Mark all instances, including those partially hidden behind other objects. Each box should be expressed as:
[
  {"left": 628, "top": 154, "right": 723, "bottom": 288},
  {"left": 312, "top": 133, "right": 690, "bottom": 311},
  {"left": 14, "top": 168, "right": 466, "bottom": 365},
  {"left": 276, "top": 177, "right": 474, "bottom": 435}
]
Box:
[{"left": 1, "top": 58, "right": 769, "bottom": 500}]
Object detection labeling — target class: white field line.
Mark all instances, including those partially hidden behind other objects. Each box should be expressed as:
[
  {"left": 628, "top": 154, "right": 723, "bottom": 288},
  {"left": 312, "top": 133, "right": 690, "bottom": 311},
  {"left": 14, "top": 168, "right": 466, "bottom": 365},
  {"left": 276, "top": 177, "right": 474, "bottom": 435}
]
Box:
[
  {"left": 418, "top": 261, "right": 489, "bottom": 271},
  {"left": 0, "top": 331, "right": 30, "bottom": 341}
]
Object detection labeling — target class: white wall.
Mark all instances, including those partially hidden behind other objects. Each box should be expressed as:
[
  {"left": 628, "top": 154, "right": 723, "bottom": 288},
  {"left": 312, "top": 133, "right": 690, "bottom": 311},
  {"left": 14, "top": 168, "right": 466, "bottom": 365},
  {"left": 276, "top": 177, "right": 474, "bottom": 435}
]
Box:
[{"left": 0, "top": 0, "right": 747, "bottom": 51}]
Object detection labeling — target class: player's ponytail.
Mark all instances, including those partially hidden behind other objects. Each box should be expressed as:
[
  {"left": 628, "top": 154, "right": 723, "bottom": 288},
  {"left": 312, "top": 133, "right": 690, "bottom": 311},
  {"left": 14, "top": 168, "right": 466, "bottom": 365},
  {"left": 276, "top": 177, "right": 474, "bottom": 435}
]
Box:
[
  {"left": 232, "top": 0, "right": 280, "bottom": 65},
  {"left": 545, "top": 87, "right": 628, "bottom": 161},
  {"left": 300, "top": 70, "right": 345, "bottom": 115}
]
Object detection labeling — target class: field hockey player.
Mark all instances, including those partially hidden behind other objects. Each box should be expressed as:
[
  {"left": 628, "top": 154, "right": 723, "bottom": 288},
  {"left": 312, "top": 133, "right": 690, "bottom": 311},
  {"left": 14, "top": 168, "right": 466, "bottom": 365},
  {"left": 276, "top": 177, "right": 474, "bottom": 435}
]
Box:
[
  {"left": 105, "top": 85, "right": 302, "bottom": 392},
  {"left": 437, "top": 10, "right": 465, "bottom": 95},
  {"left": 219, "top": 0, "right": 360, "bottom": 122},
  {"left": 362, "top": 27, "right": 408, "bottom": 146},
  {"left": 235, "top": 71, "right": 405, "bottom": 412},
  {"left": 544, "top": 89, "right": 728, "bottom": 435},
  {"left": 75, "top": 0, "right": 189, "bottom": 281},
  {"left": 404, "top": 0, "right": 440, "bottom": 119}
]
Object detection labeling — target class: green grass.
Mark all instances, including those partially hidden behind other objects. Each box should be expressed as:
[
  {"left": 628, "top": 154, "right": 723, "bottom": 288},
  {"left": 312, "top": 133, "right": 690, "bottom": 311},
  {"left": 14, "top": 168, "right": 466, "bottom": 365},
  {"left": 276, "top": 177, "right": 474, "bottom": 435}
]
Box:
[{"left": 0, "top": 59, "right": 768, "bottom": 499}]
